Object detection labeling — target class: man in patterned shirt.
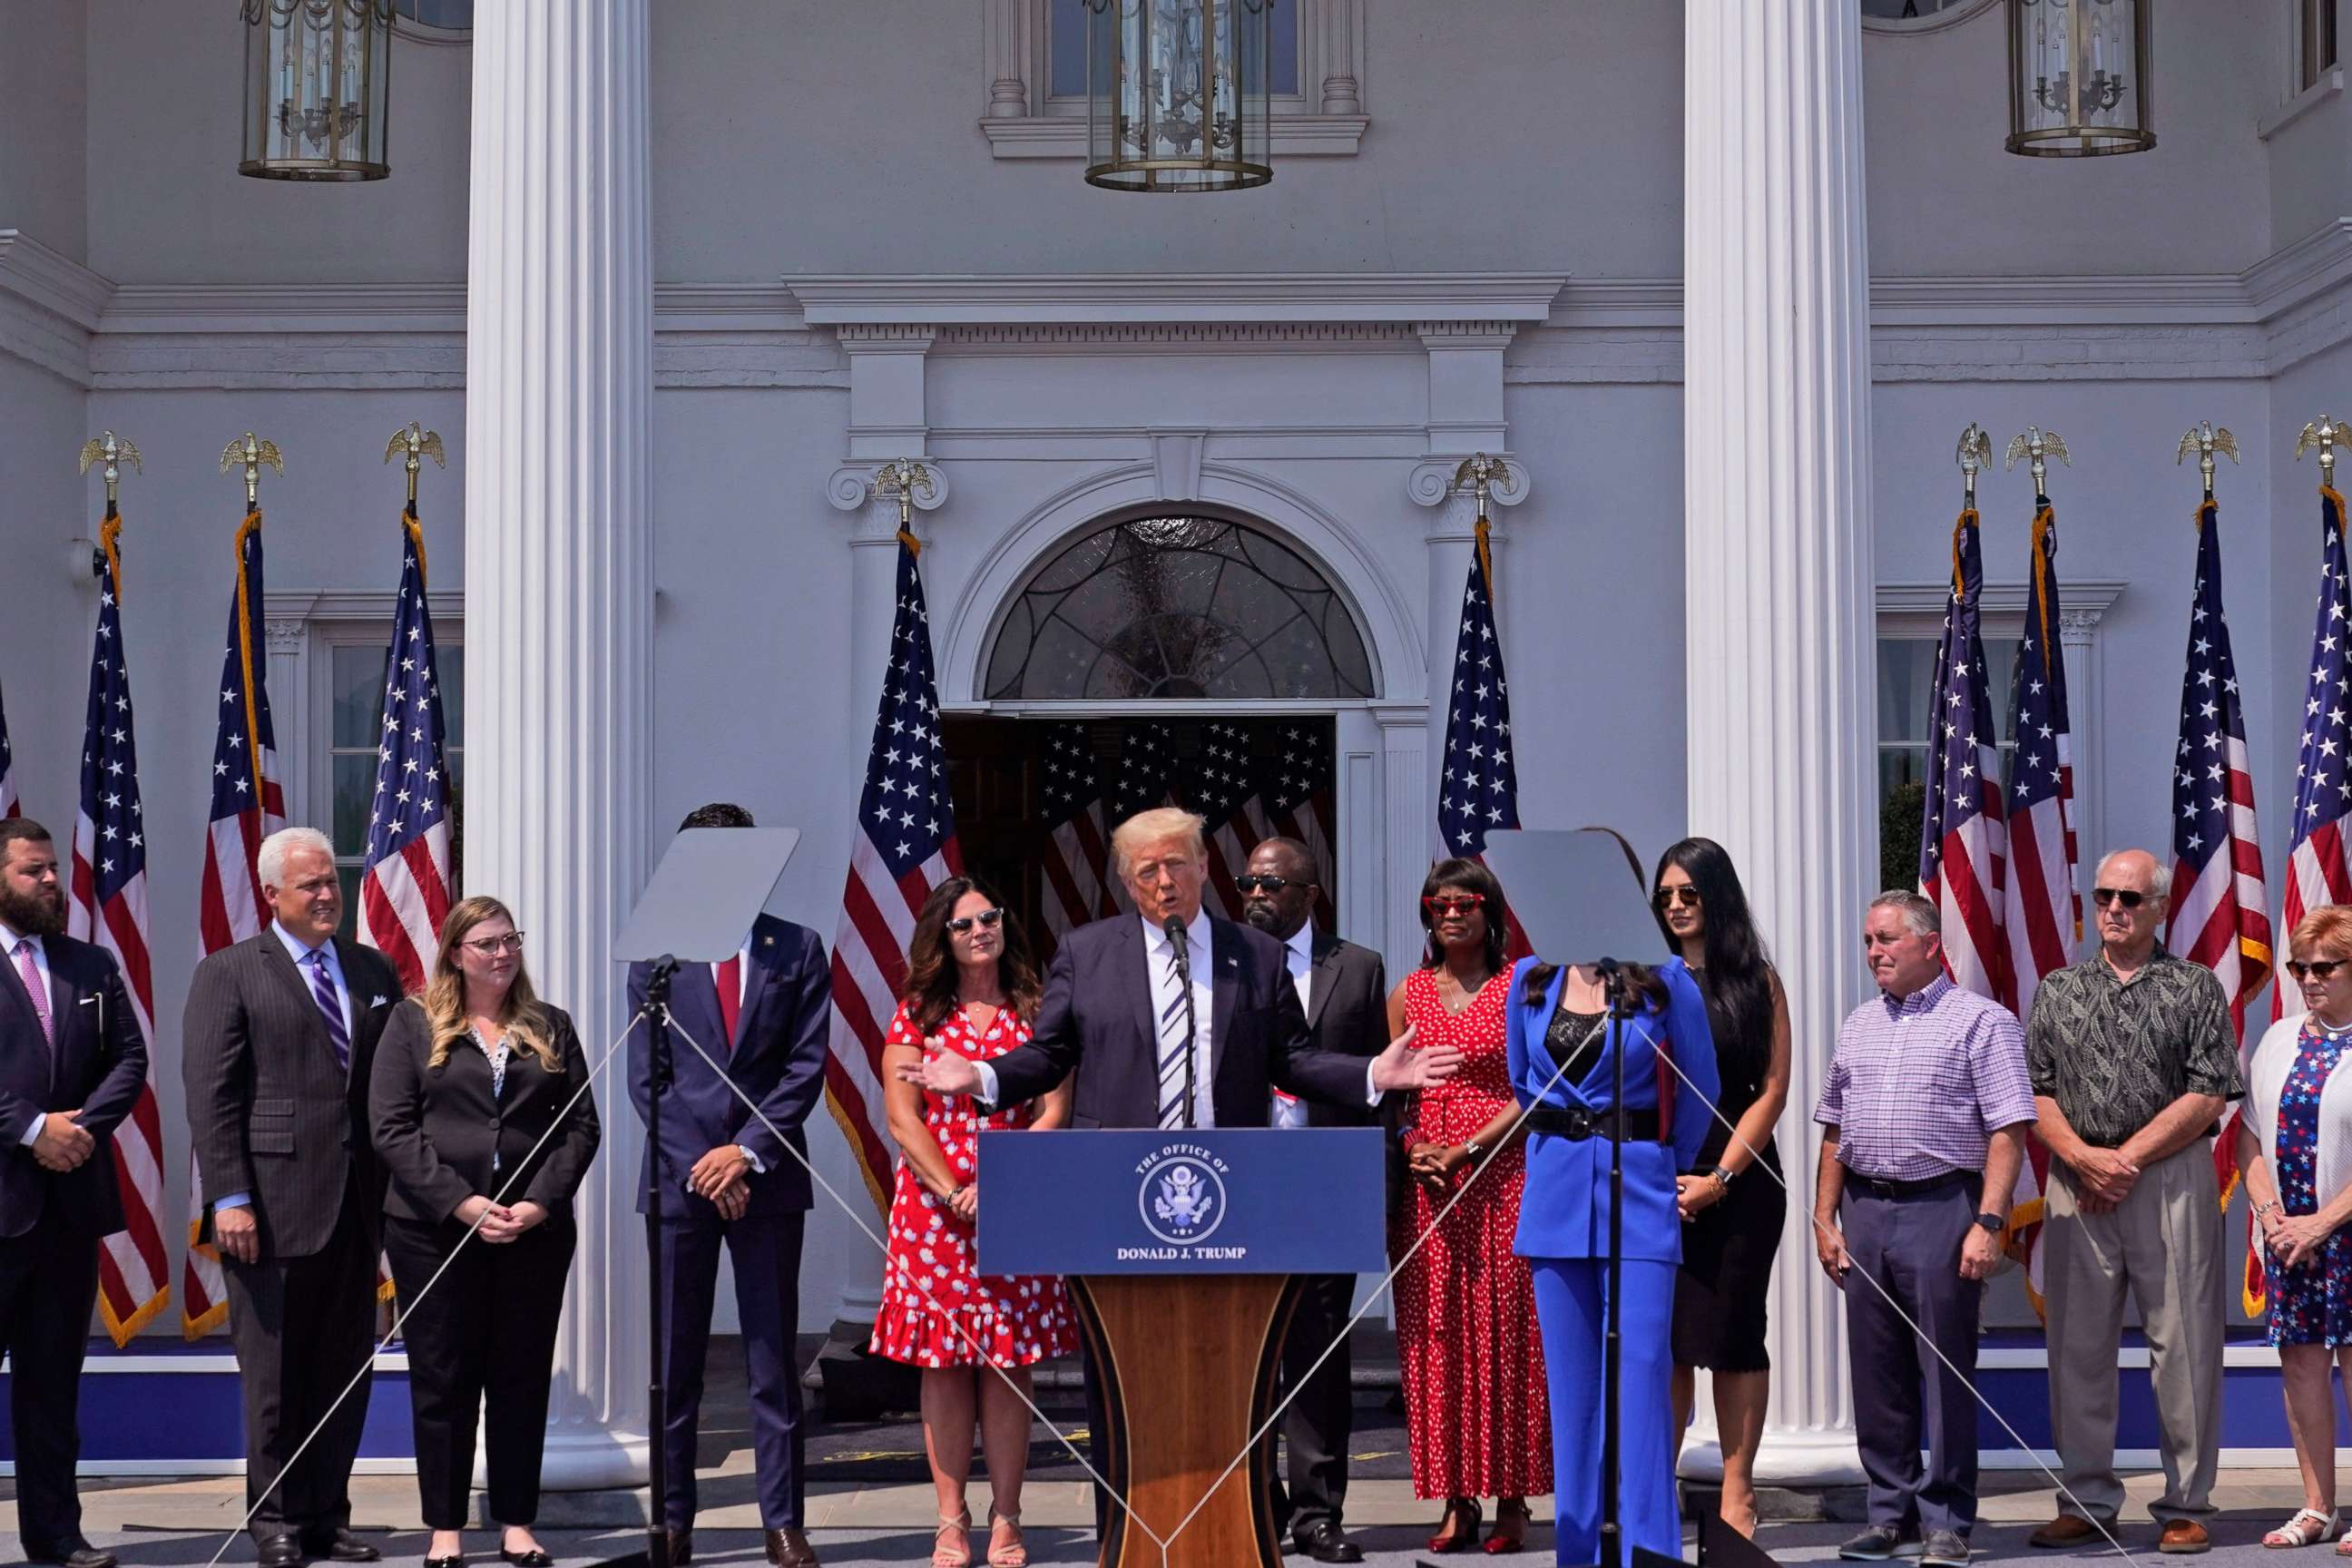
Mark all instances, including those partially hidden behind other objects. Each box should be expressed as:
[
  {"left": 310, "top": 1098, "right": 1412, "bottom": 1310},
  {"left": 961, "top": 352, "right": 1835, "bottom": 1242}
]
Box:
[
  {"left": 1815, "top": 891, "right": 2034, "bottom": 1568},
  {"left": 2024, "top": 848, "right": 2239, "bottom": 1556}
]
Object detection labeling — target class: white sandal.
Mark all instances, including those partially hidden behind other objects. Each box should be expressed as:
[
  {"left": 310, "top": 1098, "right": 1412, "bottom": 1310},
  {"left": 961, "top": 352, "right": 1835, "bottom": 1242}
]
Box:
[{"left": 2267, "top": 1509, "right": 2340, "bottom": 1548}]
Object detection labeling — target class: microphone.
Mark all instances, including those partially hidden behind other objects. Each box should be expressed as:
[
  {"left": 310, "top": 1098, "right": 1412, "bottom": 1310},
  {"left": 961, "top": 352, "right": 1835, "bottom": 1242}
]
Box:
[
  {"left": 1162, "top": 914, "right": 1199, "bottom": 1129},
  {"left": 1161, "top": 913, "right": 1190, "bottom": 965}
]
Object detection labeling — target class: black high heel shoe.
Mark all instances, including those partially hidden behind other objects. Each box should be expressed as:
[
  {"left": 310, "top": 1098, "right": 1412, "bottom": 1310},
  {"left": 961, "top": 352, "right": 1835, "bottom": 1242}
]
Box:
[
  {"left": 423, "top": 1554, "right": 466, "bottom": 1568},
  {"left": 498, "top": 1551, "right": 554, "bottom": 1567}
]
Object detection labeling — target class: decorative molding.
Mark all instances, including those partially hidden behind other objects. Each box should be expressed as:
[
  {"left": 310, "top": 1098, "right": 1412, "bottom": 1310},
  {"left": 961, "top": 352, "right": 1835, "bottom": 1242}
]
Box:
[
  {"left": 825, "top": 462, "right": 953, "bottom": 518},
  {"left": 265, "top": 589, "right": 467, "bottom": 623},
  {"left": 1876, "top": 579, "right": 2126, "bottom": 628},
  {"left": 931, "top": 321, "right": 1416, "bottom": 350},
  {"left": 787, "top": 272, "right": 1571, "bottom": 327},
  {"left": 0, "top": 230, "right": 113, "bottom": 330},
  {"left": 263, "top": 618, "right": 309, "bottom": 654},
  {"left": 2259, "top": 65, "right": 2344, "bottom": 141},
  {"left": 1406, "top": 456, "right": 1531, "bottom": 511},
  {"left": 1150, "top": 430, "right": 1207, "bottom": 502}
]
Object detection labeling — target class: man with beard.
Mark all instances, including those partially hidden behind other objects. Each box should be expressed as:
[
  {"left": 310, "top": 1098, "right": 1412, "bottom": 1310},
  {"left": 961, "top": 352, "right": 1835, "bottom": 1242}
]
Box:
[
  {"left": 1240, "top": 837, "right": 1387, "bottom": 1565},
  {"left": 0, "top": 818, "right": 148, "bottom": 1568}
]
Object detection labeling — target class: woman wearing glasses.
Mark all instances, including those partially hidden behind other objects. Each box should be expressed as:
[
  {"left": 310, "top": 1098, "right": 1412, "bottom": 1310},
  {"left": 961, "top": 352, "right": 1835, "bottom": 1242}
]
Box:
[
  {"left": 370, "top": 898, "right": 602, "bottom": 1568},
  {"left": 2239, "top": 906, "right": 2352, "bottom": 1549},
  {"left": 1390, "top": 858, "right": 1551, "bottom": 1553},
  {"left": 1652, "top": 838, "right": 1789, "bottom": 1539},
  {"left": 874, "top": 877, "right": 1074, "bottom": 1568}
]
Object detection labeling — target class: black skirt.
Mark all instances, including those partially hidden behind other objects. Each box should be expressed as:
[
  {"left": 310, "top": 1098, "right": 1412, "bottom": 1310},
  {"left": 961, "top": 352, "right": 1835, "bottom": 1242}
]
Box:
[{"left": 1671, "top": 1140, "right": 1786, "bottom": 1373}]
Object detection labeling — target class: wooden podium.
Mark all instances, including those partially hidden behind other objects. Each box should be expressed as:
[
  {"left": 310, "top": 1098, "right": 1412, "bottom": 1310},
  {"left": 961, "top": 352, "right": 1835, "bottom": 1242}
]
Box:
[{"left": 977, "top": 1128, "right": 1387, "bottom": 1568}]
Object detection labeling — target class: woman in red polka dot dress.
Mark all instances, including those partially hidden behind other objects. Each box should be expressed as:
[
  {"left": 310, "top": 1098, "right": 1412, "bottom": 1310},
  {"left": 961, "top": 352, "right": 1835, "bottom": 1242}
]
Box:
[
  {"left": 874, "top": 877, "right": 1074, "bottom": 1568},
  {"left": 1391, "top": 858, "right": 1552, "bottom": 1554}
]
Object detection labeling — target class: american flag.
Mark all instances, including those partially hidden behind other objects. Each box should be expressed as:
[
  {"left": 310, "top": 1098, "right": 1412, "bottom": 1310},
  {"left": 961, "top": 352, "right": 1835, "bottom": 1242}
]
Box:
[
  {"left": 186, "top": 509, "right": 289, "bottom": 1338},
  {"left": 0, "top": 678, "right": 18, "bottom": 818},
  {"left": 2000, "top": 505, "right": 2081, "bottom": 1020},
  {"left": 68, "top": 519, "right": 171, "bottom": 1345},
  {"left": 357, "top": 508, "right": 456, "bottom": 995},
  {"left": 2278, "top": 483, "right": 2352, "bottom": 1023},
  {"left": 824, "top": 535, "right": 962, "bottom": 1218},
  {"left": 1436, "top": 524, "right": 1528, "bottom": 957},
  {"left": 1035, "top": 722, "right": 1113, "bottom": 946},
  {"left": 1189, "top": 721, "right": 1259, "bottom": 921},
  {"left": 2168, "top": 497, "right": 2276, "bottom": 1315},
  {"left": 1252, "top": 722, "right": 1337, "bottom": 931},
  {"left": 1919, "top": 507, "right": 2009, "bottom": 1004},
  {"left": 1103, "top": 721, "right": 1177, "bottom": 915}
]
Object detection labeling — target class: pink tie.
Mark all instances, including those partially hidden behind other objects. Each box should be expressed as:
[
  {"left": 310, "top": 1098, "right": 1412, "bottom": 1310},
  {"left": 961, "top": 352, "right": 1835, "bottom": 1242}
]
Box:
[{"left": 14, "top": 939, "right": 52, "bottom": 1049}]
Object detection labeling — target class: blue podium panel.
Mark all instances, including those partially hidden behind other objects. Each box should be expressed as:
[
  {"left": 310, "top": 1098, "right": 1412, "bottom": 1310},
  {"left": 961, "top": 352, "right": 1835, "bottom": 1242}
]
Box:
[{"left": 975, "top": 1127, "right": 1387, "bottom": 1276}]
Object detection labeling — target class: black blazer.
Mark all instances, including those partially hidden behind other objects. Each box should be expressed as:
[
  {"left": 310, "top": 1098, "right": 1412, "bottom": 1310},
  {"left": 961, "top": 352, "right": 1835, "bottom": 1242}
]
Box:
[
  {"left": 1299, "top": 933, "right": 1389, "bottom": 1130},
  {"left": 986, "top": 913, "right": 1376, "bottom": 1128},
  {"left": 370, "top": 999, "right": 603, "bottom": 1225},
  {"left": 0, "top": 932, "right": 148, "bottom": 1239},
  {"left": 181, "top": 931, "right": 403, "bottom": 1259}
]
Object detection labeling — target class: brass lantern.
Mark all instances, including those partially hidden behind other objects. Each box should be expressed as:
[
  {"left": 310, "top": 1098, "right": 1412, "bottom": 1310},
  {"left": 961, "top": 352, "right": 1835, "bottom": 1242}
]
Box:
[
  {"left": 2006, "top": 0, "right": 2154, "bottom": 157},
  {"left": 239, "top": 0, "right": 396, "bottom": 181},
  {"left": 1083, "top": 0, "right": 1274, "bottom": 192}
]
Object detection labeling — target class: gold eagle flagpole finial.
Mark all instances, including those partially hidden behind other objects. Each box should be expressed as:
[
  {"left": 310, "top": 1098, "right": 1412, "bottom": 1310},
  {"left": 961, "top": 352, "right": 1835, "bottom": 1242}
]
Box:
[
  {"left": 872, "top": 459, "right": 935, "bottom": 551},
  {"left": 1448, "top": 454, "right": 1502, "bottom": 586},
  {"left": 2300, "top": 416, "right": 2348, "bottom": 490},
  {"left": 1955, "top": 424, "right": 1992, "bottom": 510},
  {"left": 2004, "top": 426, "right": 2071, "bottom": 501},
  {"left": 220, "top": 432, "right": 284, "bottom": 509},
  {"left": 383, "top": 422, "right": 446, "bottom": 510},
  {"left": 2175, "top": 422, "right": 2239, "bottom": 502},
  {"left": 77, "top": 431, "right": 142, "bottom": 509}
]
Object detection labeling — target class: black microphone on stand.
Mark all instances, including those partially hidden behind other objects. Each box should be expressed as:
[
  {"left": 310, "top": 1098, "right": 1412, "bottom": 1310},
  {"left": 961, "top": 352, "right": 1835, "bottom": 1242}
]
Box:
[{"left": 1163, "top": 913, "right": 1200, "bottom": 1130}]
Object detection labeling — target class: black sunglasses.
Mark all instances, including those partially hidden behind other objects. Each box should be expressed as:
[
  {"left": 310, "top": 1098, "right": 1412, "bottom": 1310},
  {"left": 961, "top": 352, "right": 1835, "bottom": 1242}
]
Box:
[
  {"left": 2289, "top": 959, "right": 2345, "bottom": 983},
  {"left": 1236, "top": 874, "right": 1315, "bottom": 896},
  {"left": 2091, "top": 887, "right": 2147, "bottom": 910},
  {"left": 945, "top": 907, "right": 1004, "bottom": 936},
  {"left": 1654, "top": 887, "right": 1701, "bottom": 909}
]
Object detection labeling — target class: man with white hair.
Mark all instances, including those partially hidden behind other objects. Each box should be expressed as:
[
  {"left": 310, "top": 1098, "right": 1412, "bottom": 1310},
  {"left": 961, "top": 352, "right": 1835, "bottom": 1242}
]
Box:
[
  {"left": 183, "top": 826, "right": 404, "bottom": 1568},
  {"left": 2024, "top": 848, "right": 2238, "bottom": 1556}
]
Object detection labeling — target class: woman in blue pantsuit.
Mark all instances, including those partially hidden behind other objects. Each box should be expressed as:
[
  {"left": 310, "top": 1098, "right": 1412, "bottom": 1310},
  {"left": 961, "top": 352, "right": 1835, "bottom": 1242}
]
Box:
[{"left": 1507, "top": 951, "right": 1718, "bottom": 1565}]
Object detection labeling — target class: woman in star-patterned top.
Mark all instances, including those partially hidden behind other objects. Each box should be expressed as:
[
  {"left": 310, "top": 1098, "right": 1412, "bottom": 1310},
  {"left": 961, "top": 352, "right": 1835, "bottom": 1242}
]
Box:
[
  {"left": 2239, "top": 906, "right": 2352, "bottom": 1549},
  {"left": 874, "top": 877, "right": 1073, "bottom": 1568}
]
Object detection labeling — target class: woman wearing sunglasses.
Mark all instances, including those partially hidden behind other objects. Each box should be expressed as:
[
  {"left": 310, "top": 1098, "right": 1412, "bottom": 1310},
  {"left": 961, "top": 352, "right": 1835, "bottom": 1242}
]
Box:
[
  {"left": 1651, "top": 838, "right": 1788, "bottom": 1540},
  {"left": 1389, "top": 858, "right": 1551, "bottom": 1553},
  {"left": 873, "top": 877, "right": 1074, "bottom": 1568},
  {"left": 2239, "top": 905, "right": 2352, "bottom": 1550},
  {"left": 369, "top": 898, "right": 603, "bottom": 1568}
]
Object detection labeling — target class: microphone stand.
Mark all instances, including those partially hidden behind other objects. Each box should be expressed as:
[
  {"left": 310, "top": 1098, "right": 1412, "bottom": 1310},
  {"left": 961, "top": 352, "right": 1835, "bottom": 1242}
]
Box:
[
  {"left": 641, "top": 957, "right": 680, "bottom": 1568},
  {"left": 1166, "top": 916, "right": 1200, "bottom": 1130}
]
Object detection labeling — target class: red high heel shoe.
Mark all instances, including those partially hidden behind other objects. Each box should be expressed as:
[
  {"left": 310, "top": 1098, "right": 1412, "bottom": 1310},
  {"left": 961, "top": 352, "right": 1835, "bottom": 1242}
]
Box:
[
  {"left": 1483, "top": 1498, "right": 1532, "bottom": 1554},
  {"left": 1429, "top": 1498, "right": 1485, "bottom": 1553}
]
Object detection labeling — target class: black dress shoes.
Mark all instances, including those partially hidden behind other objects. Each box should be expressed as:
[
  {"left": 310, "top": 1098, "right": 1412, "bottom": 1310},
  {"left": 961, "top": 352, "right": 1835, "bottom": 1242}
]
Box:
[
  {"left": 666, "top": 1528, "right": 694, "bottom": 1565},
  {"left": 424, "top": 1554, "right": 467, "bottom": 1568},
  {"left": 24, "top": 1538, "right": 117, "bottom": 1568},
  {"left": 308, "top": 1527, "right": 383, "bottom": 1562},
  {"left": 1294, "top": 1520, "right": 1367, "bottom": 1563},
  {"left": 257, "top": 1534, "right": 304, "bottom": 1568},
  {"left": 499, "top": 1550, "right": 555, "bottom": 1567}
]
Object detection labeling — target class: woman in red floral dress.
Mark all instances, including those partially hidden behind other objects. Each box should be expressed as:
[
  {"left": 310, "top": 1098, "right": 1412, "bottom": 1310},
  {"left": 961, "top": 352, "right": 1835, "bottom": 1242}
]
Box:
[
  {"left": 1390, "top": 858, "right": 1552, "bottom": 1554},
  {"left": 874, "top": 877, "right": 1074, "bottom": 1568}
]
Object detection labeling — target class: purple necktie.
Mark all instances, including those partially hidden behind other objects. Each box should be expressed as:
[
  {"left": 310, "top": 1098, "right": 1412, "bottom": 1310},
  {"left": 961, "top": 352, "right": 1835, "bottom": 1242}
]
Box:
[
  {"left": 14, "top": 939, "right": 52, "bottom": 1052},
  {"left": 305, "top": 950, "right": 350, "bottom": 1071}
]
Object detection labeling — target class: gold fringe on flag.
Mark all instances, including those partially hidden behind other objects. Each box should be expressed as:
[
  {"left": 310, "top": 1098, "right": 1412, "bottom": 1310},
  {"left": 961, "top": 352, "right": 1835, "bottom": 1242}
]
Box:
[{"left": 231, "top": 508, "right": 266, "bottom": 766}]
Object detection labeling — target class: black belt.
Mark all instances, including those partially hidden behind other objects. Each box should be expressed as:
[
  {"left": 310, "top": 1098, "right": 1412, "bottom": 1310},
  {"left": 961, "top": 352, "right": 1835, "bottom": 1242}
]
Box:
[
  {"left": 1845, "top": 1169, "right": 1978, "bottom": 1200},
  {"left": 1525, "top": 1105, "right": 1661, "bottom": 1142}
]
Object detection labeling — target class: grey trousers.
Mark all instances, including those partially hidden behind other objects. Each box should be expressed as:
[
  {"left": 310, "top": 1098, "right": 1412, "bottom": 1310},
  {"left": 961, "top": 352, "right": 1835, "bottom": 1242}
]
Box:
[
  {"left": 1843, "top": 1180, "right": 1983, "bottom": 1537},
  {"left": 2043, "top": 1143, "right": 2226, "bottom": 1523}
]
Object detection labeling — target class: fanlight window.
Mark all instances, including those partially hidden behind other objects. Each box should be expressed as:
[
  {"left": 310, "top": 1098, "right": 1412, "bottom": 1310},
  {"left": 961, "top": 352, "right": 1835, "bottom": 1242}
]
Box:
[{"left": 985, "top": 515, "right": 1374, "bottom": 701}]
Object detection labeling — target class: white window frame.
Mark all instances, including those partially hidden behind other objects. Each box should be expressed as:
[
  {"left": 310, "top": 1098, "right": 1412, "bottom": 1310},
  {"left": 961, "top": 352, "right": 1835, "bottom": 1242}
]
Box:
[{"left": 980, "top": 0, "right": 1368, "bottom": 159}]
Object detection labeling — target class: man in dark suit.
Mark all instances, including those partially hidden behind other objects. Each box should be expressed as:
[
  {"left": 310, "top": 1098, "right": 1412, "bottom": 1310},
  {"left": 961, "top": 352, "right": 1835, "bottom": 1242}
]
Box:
[
  {"left": 183, "top": 827, "right": 401, "bottom": 1568},
  {"left": 626, "top": 803, "right": 831, "bottom": 1568},
  {"left": 0, "top": 818, "right": 147, "bottom": 1568},
  {"left": 1241, "top": 837, "right": 1386, "bottom": 1565},
  {"left": 906, "top": 808, "right": 1451, "bottom": 1544}
]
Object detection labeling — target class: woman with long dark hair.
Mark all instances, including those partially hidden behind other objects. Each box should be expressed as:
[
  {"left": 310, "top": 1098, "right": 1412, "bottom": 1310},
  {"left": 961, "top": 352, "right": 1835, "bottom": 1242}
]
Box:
[
  {"left": 1389, "top": 858, "right": 1551, "bottom": 1553},
  {"left": 1651, "top": 838, "right": 1789, "bottom": 1539},
  {"left": 873, "top": 877, "right": 1073, "bottom": 1568}
]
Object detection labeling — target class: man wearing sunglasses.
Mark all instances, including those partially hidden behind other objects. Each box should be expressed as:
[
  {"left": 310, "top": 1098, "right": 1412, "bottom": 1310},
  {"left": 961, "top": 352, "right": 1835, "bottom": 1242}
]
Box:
[{"left": 2024, "top": 849, "right": 2238, "bottom": 1556}]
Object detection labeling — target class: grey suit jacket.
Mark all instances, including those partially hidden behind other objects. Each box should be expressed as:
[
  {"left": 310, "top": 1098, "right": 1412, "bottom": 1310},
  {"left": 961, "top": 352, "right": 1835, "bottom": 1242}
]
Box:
[{"left": 181, "top": 931, "right": 402, "bottom": 1260}]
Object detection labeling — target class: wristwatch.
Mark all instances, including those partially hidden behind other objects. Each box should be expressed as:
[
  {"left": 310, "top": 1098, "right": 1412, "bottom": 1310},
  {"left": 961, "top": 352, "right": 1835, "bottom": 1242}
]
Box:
[
  {"left": 1708, "top": 1164, "right": 1736, "bottom": 1187},
  {"left": 1974, "top": 1211, "right": 2004, "bottom": 1233},
  {"left": 1463, "top": 1139, "right": 1487, "bottom": 1162}
]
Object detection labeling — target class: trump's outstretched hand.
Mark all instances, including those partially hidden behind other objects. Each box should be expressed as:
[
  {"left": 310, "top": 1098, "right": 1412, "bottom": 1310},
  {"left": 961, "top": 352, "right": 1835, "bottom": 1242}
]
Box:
[
  {"left": 1370, "top": 1023, "right": 1459, "bottom": 1093},
  {"left": 897, "top": 1037, "right": 980, "bottom": 1098}
]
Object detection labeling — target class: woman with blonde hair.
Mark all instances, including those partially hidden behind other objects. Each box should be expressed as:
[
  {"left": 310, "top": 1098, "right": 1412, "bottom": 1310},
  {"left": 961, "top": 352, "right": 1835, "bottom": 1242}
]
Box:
[{"left": 370, "top": 897, "right": 602, "bottom": 1568}]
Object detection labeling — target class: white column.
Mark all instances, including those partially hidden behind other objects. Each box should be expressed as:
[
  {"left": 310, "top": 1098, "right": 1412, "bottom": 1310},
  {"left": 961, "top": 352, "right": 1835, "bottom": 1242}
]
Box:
[
  {"left": 465, "top": 0, "right": 654, "bottom": 1489},
  {"left": 1681, "top": 0, "right": 1874, "bottom": 1485}
]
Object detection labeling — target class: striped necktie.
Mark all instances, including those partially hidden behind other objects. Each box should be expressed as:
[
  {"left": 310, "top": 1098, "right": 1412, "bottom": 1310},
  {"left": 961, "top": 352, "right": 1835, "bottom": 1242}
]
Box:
[
  {"left": 1157, "top": 946, "right": 1191, "bottom": 1130},
  {"left": 304, "top": 949, "right": 351, "bottom": 1072}
]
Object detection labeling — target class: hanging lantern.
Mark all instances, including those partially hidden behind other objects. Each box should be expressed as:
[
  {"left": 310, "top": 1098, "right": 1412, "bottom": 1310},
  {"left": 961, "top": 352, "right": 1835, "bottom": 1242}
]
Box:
[
  {"left": 2006, "top": 0, "right": 2154, "bottom": 157},
  {"left": 1083, "top": 0, "right": 1274, "bottom": 192},
  {"left": 240, "top": 0, "right": 396, "bottom": 181}
]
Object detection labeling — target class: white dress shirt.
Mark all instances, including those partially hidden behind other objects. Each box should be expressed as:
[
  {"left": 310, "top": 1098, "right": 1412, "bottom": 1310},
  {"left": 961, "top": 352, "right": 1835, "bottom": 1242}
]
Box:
[
  {"left": 1272, "top": 923, "right": 1314, "bottom": 1130},
  {"left": 2, "top": 918, "right": 52, "bottom": 1146},
  {"left": 1146, "top": 906, "right": 1219, "bottom": 1129},
  {"left": 272, "top": 920, "right": 353, "bottom": 1043}
]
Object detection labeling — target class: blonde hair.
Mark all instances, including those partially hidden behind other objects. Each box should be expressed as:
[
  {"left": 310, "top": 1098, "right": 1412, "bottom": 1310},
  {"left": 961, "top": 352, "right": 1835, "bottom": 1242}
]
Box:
[
  {"left": 420, "top": 896, "right": 561, "bottom": 1073},
  {"left": 1111, "top": 807, "right": 1208, "bottom": 879},
  {"left": 2294, "top": 906, "right": 2352, "bottom": 965}
]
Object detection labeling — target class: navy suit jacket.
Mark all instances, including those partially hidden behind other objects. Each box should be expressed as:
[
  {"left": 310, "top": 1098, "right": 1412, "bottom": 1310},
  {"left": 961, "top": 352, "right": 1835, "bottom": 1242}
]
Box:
[
  {"left": 985, "top": 912, "right": 1375, "bottom": 1128},
  {"left": 1505, "top": 955, "right": 1719, "bottom": 1264},
  {"left": 0, "top": 932, "right": 148, "bottom": 1239},
  {"left": 626, "top": 913, "right": 829, "bottom": 1218}
]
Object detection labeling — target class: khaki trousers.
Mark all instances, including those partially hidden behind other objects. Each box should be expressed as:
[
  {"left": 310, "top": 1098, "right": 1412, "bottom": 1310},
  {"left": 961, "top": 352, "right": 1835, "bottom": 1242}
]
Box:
[{"left": 2043, "top": 1142, "right": 2226, "bottom": 1522}]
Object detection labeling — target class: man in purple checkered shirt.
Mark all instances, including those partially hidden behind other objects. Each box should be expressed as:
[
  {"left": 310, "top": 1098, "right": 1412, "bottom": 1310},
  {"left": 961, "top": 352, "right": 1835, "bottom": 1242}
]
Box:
[{"left": 1813, "top": 890, "right": 2035, "bottom": 1568}]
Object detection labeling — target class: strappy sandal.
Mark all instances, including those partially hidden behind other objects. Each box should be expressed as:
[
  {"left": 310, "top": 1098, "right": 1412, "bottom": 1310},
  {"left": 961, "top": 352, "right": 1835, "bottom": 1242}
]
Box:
[
  {"left": 986, "top": 1506, "right": 1028, "bottom": 1567},
  {"left": 1429, "top": 1497, "right": 1484, "bottom": 1553},
  {"left": 2267, "top": 1509, "right": 2340, "bottom": 1548},
  {"left": 1485, "top": 1498, "right": 1532, "bottom": 1555},
  {"left": 933, "top": 1506, "right": 974, "bottom": 1567}
]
